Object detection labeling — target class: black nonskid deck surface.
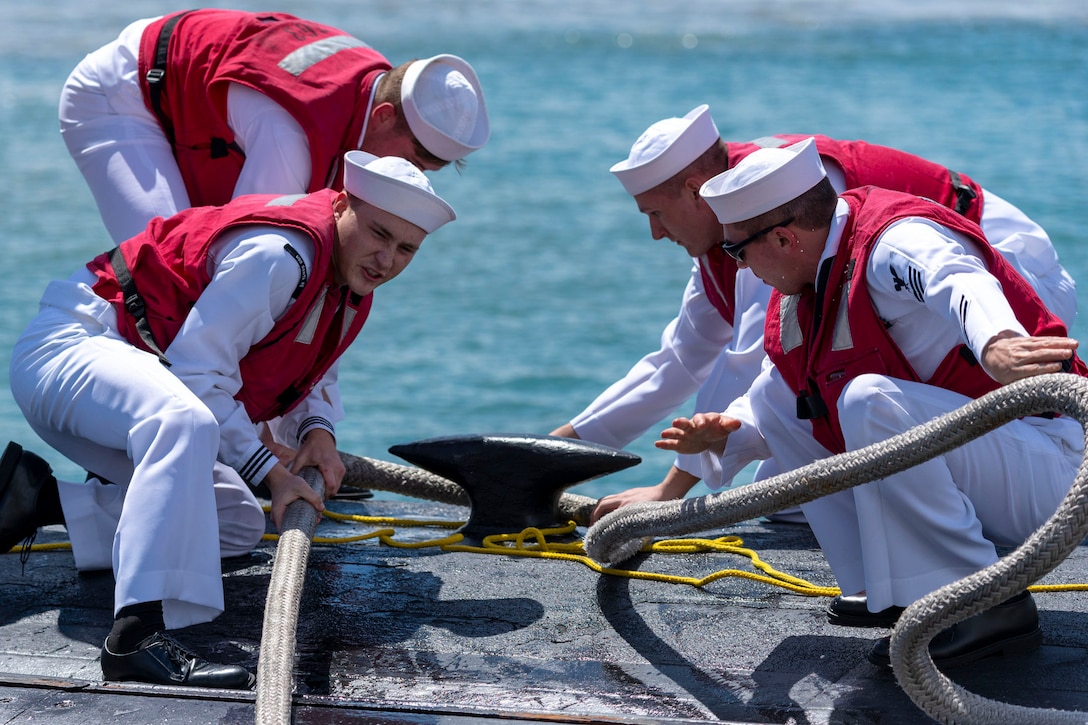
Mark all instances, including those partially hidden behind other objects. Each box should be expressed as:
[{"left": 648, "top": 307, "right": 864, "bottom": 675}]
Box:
[{"left": 3, "top": 498, "right": 1088, "bottom": 723}]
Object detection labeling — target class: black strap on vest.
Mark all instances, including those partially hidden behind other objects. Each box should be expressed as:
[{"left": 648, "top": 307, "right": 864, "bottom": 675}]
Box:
[
  {"left": 795, "top": 258, "right": 837, "bottom": 421},
  {"left": 277, "top": 387, "right": 303, "bottom": 411},
  {"left": 282, "top": 243, "right": 308, "bottom": 299},
  {"left": 145, "top": 13, "right": 244, "bottom": 168},
  {"left": 948, "top": 170, "right": 978, "bottom": 216},
  {"left": 107, "top": 247, "right": 172, "bottom": 367},
  {"left": 145, "top": 11, "right": 191, "bottom": 146}
]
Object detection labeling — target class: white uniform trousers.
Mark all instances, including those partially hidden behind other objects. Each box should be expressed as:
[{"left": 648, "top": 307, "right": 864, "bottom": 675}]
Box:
[
  {"left": 9, "top": 294, "right": 266, "bottom": 629},
  {"left": 750, "top": 372, "right": 1082, "bottom": 612}
]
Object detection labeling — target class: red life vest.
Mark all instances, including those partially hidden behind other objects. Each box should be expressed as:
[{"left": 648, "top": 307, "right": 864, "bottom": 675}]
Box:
[
  {"left": 138, "top": 10, "right": 390, "bottom": 207},
  {"left": 726, "top": 135, "right": 985, "bottom": 223},
  {"left": 698, "top": 135, "right": 986, "bottom": 327},
  {"left": 764, "top": 186, "right": 1085, "bottom": 454},
  {"left": 87, "top": 190, "right": 373, "bottom": 422},
  {"left": 697, "top": 246, "right": 741, "bottom": 326}
]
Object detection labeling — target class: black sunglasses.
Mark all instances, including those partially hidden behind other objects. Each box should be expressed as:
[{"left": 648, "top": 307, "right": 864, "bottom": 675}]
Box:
[{"left": 721, "top": 217, "right": 794, "bottom": 262}]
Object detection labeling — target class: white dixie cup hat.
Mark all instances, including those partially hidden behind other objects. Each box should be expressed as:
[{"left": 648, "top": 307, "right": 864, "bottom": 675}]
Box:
[
  {"left": 610, "top": 104, "right": 720, "bottom": 196},
  {"left": 699, "top": 136, "right": 826, "bottom": 224},
  {"left": 401, "top": 54, "right": 490, "bottom": 161},
  {"left": 343, "top": 150, "right": 456, "bottom": 233}
]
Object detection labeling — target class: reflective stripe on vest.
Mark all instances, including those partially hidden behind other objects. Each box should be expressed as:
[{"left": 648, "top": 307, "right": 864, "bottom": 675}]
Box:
[
  {"left": 779, "top": 295, "right": 803, "bottom": 353},
  {"left": 746, "top": 136, "right": 789, "bottom": 148},
  {"left": 698, "top": 253, "right": 733, "bottom": 314},
  {"left": 778, "top": 276, "right": 855, "bottom": 354},
  {"left": 295, "top": 292, "right": 326, "bottom": 344},
  {"left": 278, "top": 36, "right": 370, "bottom": 76}
]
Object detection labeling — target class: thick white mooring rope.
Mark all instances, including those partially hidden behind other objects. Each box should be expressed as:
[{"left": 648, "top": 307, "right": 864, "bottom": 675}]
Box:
[
  {"left": 582, "top": 373, "right": 1088, "bottom": 724},
  {"left": 255, "top": 466, "right": 325, "bottom": 725}
]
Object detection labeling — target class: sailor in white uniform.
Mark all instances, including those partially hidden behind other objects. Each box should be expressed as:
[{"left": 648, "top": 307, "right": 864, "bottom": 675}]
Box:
[
  {"left": 657, "top": 138, "right": 1083, "bottom": 668},
  {"left": 57, "top": 13, "right": 488, "bottom": 244},
  {"left": 1, "top": 152, "right": 455, "bottom": 688},
  {"left": 554, "top": 105, "right": 1076, "bottom": 525}
]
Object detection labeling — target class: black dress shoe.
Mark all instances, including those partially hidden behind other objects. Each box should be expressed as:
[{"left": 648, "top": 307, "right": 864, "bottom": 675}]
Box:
[
  {"left": 0, "top": 442, "right": 60, "bottom": 554},
  {"left": 827, "top": 594, "right": 905, "bottom": 628},
  {"left": 101, "top": 632, "right": 255, "bottom": 689},
  {"left": 867, "top": 591, "right": 1041, "bottom": 669}
]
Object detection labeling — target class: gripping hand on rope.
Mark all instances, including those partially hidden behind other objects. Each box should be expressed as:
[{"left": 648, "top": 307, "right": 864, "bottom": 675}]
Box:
[
  {"left": 287, "top": 428, "right": 345, "bottom": 500},
  {"left": 256, "top": 426, "right": 341, "bottom": 529},
  {"left": 260, "top": 428, "right": 341, "bottom": 531},
  {"left": 261, "top": 464, "right": 324, "bottom": 532}
]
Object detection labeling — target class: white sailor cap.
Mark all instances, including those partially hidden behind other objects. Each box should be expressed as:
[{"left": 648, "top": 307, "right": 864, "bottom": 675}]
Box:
[
  {"left": 609, "top": 104, "right": 720, "bottom": 196},
  {"left": 401, "top": 55, "right": 490, "bottom": 162},
  {"left": 699, "top": 137, "right": 826, "bottom": 224},
  {"left": 343, "top": 150, "right": 456, "bottom": 233}
]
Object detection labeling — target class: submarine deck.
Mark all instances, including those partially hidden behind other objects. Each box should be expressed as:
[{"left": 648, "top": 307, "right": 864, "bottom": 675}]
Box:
[{"left": 2, "top": 497, "right": 1088, "bottom": 724}]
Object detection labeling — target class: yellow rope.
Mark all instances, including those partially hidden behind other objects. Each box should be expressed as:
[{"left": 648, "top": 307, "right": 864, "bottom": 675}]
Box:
[
  {"left": 18, "top": 508, "right": 1088, "bottom": 596},
  {"left": 13, "top": 541, "right": 72, "bottom": 553},
  {"left": 269, "top": 510, "right": 839, "bottom": 596}
]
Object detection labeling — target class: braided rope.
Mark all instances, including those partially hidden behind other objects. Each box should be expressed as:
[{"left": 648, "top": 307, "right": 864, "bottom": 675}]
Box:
[
  {"left": 338, "top": 451, "right": 600, "bottom": 526},
  {"left": 255, "top": 467, "right": 325, "bottom": 725},
  {"left": 582, "top": 373, "right": 1088, "bottom": 725}
]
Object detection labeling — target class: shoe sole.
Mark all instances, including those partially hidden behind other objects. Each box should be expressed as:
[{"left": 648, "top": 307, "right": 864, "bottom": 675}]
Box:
[
  {"left": 827, "top": 611, "right": 901, "bottom": 628},
  {"left": 867, "top": 626, "right": 1042, "bottom": 669}
]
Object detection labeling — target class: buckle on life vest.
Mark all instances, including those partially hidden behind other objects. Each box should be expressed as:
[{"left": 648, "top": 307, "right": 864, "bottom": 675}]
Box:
[
  {"left": 123, "top": 293, "right": 145, "bottom": 319},
  {"left": 949, "top": 170, "right": 978, "bottom": 216},
  {"left": 796, "top": 392, "right": 829, "bottom": 420},
  {"left": 145, "top": 68, "right": 165, "bottom": 86},
  {"left": 210, "top": 137, "right": 231, "bottom": 159}
]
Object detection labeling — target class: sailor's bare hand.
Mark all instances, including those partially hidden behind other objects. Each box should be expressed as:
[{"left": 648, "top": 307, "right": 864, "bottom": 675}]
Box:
[
  {"left": 291, "top": 429, "right": 346, "bottom": 499},
  {"left": 591, "top": 484, "right": 672, "bottom": 524},
  {"left": 655, "top": 413, "right": 741, "bottom": 455},
  {"left": 263, "top": 464, "right": 325, "bottom": 532},
  {"left": 259, "top": 423, "right": 297, "bottom": 466},
  {"left": 589, "top": 467, "right": 700, "bottom": 523},
  {"left": 982, "top": 331, "right": 1078, "bottom": 384}
]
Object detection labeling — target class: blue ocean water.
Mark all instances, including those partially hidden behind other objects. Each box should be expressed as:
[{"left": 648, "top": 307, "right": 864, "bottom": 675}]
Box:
[{"left": 1, "top": 1, "right": 1086, "bottom": 499}]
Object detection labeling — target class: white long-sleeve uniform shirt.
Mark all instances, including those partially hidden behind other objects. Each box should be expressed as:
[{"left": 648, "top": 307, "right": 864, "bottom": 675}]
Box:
[
  {"left": 570, "top": 159, "right": 1074, "bottom": 484},
  {"left": 569, "top": 263, "right": 770, "bottom": 477},
  {"left": 53, "top": 225, "right": 338, "bottom": 484},
  {"left": 10, "top": 224, "right": 340, "bottom": 627},
  {"left": 702, "top": 197, "right": 1083, "bottom": 608},
  {"left": 711, "top": 197, "right": 1081, "bottom": 487}
]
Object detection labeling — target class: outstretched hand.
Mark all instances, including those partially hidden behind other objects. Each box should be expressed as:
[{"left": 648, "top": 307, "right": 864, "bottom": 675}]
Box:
[{"left": 655, "top": 413, "right": 741, "bottom": 456}]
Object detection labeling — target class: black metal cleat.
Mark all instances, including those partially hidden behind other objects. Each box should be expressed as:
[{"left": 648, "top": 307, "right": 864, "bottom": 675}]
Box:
[{"left": 389, "top": 433, "right": 640, "bottom": 544}]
